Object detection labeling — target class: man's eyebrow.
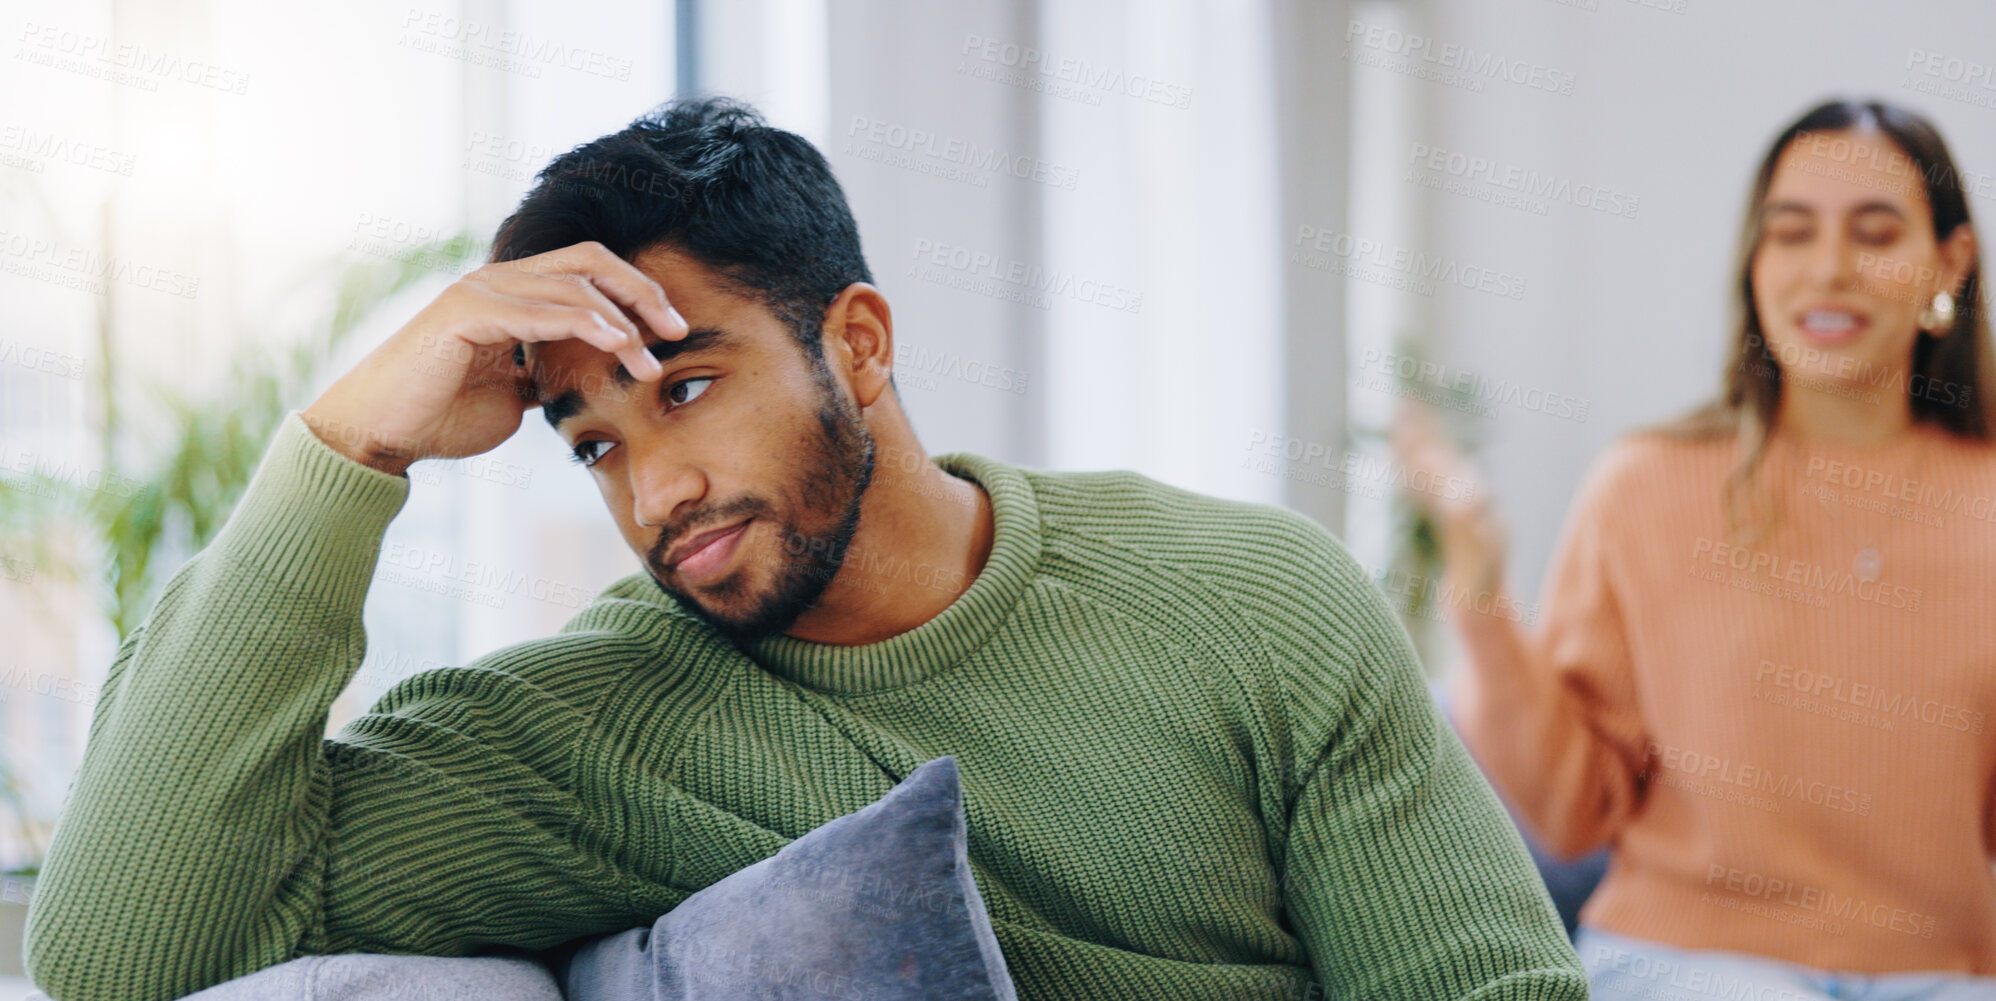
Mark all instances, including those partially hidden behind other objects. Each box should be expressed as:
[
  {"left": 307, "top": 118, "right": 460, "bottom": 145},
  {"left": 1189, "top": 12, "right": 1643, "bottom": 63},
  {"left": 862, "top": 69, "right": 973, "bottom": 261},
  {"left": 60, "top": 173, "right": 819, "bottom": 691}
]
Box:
[
  {"left": 612, "top": 326, "right": 735, "bottom": 389},
  {"left": 539, "top": 326, "right": 736, "bottom": 433},
  {"left": 542, "top": 387, "right": 588, "bottom": 433}
]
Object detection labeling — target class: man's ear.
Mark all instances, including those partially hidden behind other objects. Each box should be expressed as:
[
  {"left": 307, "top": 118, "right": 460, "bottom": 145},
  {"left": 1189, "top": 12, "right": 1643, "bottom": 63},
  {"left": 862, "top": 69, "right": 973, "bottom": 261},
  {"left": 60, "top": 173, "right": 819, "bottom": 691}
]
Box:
[{"left": 821, "top": 283, "right": 894, "bottom": 408}]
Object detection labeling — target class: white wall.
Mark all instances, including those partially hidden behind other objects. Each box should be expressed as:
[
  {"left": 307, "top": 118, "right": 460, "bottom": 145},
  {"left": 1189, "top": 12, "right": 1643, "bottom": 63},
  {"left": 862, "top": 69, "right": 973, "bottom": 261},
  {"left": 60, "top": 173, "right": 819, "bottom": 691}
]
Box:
[{"left": 823, "top": 0, "right": 1346, "bottom": 514}]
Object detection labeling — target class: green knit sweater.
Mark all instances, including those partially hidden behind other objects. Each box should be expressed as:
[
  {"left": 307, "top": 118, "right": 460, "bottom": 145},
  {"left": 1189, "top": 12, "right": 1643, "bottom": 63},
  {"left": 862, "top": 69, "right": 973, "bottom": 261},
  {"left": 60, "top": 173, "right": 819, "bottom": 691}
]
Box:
[{"left": 25, "top": 411, "right": 1585, "bottom": 1001}]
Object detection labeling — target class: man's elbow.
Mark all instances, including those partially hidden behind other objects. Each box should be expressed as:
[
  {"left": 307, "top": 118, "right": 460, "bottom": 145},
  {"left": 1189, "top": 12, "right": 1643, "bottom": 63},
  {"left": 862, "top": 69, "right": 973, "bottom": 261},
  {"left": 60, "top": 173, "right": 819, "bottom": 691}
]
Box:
[
  {"left": 24, "top": 902, "right": 93, "bottom": 1001},
  {"left": 24, "top": 891, "right": 193, "bottom": 1001}
]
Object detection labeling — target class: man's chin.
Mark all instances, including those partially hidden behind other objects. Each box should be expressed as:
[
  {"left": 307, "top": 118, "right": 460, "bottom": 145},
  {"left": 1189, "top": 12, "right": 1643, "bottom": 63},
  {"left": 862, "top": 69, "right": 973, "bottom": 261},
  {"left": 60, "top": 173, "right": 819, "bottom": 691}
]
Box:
[{"left": 646, "top": 567, "right": 815, "bottom": 643}]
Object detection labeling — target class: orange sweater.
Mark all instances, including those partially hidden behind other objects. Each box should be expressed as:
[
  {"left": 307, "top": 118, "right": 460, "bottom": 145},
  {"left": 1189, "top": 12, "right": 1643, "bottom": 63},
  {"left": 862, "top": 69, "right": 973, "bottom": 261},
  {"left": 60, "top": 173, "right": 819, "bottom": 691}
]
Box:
[{"left": 1449, "top": 420, "right": 1996, "bottom": 973}]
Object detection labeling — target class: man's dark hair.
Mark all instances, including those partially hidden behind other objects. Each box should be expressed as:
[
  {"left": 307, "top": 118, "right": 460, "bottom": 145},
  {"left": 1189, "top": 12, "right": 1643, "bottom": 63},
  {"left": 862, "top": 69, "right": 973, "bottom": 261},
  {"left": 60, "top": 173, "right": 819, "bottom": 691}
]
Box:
[{"left": 492, "top": 96, "right": 874, "bottom": 355}]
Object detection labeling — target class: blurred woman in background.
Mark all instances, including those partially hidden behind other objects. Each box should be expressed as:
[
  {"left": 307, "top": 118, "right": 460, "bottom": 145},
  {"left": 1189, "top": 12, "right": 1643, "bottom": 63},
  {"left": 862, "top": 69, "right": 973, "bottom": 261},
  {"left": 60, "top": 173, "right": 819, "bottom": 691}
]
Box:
[{"left": 1396, "top": 98, "right": 1996, "bottom": 997}]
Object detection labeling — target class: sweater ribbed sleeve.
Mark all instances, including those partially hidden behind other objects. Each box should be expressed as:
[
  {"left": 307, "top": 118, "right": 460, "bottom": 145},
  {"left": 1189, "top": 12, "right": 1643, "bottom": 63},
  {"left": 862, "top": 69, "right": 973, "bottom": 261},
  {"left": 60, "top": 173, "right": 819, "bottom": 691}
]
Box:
[
  {"left": 22, "top": 411, "right": 631, "bottom": 1001},
  {"left": 1251, "top": 509, "right": 1588, "bottom": 999}
]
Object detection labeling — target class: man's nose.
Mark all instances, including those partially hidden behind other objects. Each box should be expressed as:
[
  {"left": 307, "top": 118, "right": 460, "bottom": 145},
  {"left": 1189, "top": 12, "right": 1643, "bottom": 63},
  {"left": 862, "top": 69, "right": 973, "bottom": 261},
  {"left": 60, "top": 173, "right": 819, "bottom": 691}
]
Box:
[{"left": 628, "top": 443, "right": 706, "bottom": 529}]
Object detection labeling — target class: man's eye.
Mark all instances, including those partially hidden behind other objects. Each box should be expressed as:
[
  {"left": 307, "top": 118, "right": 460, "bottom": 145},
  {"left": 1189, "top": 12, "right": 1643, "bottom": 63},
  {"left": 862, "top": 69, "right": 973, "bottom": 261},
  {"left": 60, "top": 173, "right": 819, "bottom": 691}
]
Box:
[
  {"left": 568, "top": 440, "right": 611, "bottom": 467},
  {"left": 666, "top": 377, "right": 714, "bottom": 407}
]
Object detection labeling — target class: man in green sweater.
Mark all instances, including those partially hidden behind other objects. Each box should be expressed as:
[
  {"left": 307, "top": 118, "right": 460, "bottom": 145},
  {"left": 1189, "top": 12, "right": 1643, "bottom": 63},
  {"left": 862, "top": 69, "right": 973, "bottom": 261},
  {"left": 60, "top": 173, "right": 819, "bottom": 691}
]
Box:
[{"left": 25, "top": 97, "right": 1585, "bottom": 1001}]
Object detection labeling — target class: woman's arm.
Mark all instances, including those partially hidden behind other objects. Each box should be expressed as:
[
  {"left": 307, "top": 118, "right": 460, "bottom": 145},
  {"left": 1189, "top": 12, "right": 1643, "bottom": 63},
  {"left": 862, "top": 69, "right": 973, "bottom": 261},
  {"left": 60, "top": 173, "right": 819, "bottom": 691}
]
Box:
[
  {"left": 1395, "top": 406, "right": 1651, "bottom": 859},
  {"left": 1445, "top": 561, "right": 1648, "bottom": 860}
]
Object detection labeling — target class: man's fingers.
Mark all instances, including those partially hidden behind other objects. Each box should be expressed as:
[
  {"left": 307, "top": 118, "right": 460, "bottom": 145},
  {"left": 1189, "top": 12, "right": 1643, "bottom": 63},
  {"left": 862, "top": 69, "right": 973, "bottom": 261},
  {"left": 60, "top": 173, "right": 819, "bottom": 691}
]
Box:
[
  {"left": 514, "top": 241, "right": 690, "bottom": 344},
  {"left": 478, "top": 269, "right": 642, "bottom": 339},
  {"left": 497, "top": 296, "right": 643, "bottom": 356},
  {"left": 587, "top": 253, "right": 689, "bottom": 345},
  {"left": 473, "top": 271, "right": 665, "bottom": 381},
  {"left": 452, "top": 273, "right": 666, "bottom": 387}
]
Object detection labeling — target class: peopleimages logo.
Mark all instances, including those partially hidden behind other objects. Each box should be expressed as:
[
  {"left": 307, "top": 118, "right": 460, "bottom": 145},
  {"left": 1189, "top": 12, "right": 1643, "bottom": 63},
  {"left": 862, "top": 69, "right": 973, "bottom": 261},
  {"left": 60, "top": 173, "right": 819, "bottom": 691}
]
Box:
[
  {"left": 1803, "top": 453, "right": 1996, "bottom": 525},
  {"left": 846, "top": 116, "right": 1080, "bottom": 191},
  {"left": 1405, "top": 143, "right": 1639, "bottom": 219},
  {"left": 1704, "top": 866, "right": 1937, "bottom": 939},
  {"left": 907, "top": 239, "right": 1141, "bottom": 314},
  {"left": 380, "top": 542, "right": 591, "bottom": 609},
  {"left": 958, "top": 33, "right": 1193, "bottom": 110},
  {"left": 0, "top": 441, "right": 145, "bottom": 499},
  {"left": 15, "top": 20, "right": 251, "bottom": 95},
  {"left": 0, "top": 123, "right": 138, "bottom": 176},
  {"left": 1902, "top": 47, "right": 1996, "bottom": 112},
  {"left": 1370, "top": 565, "right": 1539, "bottom": 627},
  {"left": 1343, "top": 20, "right": 1577, "bottom": 96},
  {"left": 1643, "top": 741, "right": 1872, "bottom": 816},
  {"left": 398, "top": 8, "right": 635, "bottom": 81},
  {"left": 1242, "top": 430, "right": 1481, "bottom": 503},
  {"left": 1291, "top": 225, "right": 1527, "bottom": 300},
  {"left": 1753, "top": 659, "right": 1984, "bottom": 735},
  {"left": 0, "top": 664, "right": 100, "bottom": 707},
  {"left": 1354, "top": 349, "right": 1588, "bottom": 422},
  {"left": 1688, "top": 537, "right": 1922, "bottom": 612},
  {"left": 892, "top": 343, "right": 1029, "bottom": 396},
  {"left": 1905, "top": 48, "right": 1996, "bottom": 92},
  {"left": 0, "top": 228, "right": 201, "bottom": 299},
  {"left": 0, "top": 338, "right": 86, "bottom": 379}
]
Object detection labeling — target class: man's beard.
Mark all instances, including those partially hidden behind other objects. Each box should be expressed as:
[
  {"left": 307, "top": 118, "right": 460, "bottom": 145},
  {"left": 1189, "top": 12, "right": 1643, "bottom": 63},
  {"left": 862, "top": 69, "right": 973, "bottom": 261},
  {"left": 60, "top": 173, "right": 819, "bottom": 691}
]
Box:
[{"left": 645, "top": 358, "right": 874, "bottom": 643}]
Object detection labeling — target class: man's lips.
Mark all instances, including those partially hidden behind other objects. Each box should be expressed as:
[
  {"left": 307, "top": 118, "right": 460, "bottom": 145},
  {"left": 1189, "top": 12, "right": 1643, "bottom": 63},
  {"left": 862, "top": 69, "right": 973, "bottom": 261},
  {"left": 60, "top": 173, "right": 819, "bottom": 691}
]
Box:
[{"left": 664, "top": 519, "right": 753, "bottom": 585}]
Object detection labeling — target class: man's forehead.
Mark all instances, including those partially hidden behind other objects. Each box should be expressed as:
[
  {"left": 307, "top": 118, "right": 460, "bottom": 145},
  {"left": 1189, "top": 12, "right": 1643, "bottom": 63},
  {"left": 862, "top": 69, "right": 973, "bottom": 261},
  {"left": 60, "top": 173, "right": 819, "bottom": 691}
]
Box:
[
  {"left": 632, "top": 242, "right": 702, "bottom": 277},
  {"left": 532, "top": 326, "right": 739, "bottom": 420}
]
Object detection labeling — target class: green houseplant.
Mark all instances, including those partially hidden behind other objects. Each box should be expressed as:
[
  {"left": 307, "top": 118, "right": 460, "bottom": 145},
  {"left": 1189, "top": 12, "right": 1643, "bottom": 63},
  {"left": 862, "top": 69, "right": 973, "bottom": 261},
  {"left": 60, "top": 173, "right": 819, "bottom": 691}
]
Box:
[{"left": 0, "top": 232, "right": 486, "bottom": 637}]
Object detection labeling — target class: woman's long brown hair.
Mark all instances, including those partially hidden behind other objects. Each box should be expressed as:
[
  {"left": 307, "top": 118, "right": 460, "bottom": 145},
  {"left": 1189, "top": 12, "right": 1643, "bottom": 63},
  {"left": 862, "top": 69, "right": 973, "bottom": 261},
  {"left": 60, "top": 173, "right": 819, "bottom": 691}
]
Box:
[{"left": 1657, "top": 98, "right": 1992, "bottom": 542}]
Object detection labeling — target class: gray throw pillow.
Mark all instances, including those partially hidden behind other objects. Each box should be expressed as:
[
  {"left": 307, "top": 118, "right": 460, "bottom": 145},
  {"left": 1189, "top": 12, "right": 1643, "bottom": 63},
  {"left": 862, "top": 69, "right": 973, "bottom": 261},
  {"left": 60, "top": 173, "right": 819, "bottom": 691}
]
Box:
[{"left": 555, "top": 755, "right": 1017, "bottom": 1001}]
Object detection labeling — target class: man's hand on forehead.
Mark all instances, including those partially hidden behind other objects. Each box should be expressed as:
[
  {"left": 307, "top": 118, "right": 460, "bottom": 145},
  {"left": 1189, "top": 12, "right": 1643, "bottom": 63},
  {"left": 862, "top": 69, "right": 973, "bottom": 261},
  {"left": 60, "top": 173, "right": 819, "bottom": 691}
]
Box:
[
  {"left": 300, "top": 240, "right": 692, "bottom": 475},
  {"left": 515, "top": 250, "right": 689, "bottom": 407}
]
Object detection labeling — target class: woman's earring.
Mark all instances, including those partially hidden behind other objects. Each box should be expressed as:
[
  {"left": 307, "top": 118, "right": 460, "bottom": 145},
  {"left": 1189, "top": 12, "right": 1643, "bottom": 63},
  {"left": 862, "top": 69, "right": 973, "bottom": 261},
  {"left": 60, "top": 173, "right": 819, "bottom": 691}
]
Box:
[{"left": 1918, "top": 290, "right": 1957, "bottom": 334}]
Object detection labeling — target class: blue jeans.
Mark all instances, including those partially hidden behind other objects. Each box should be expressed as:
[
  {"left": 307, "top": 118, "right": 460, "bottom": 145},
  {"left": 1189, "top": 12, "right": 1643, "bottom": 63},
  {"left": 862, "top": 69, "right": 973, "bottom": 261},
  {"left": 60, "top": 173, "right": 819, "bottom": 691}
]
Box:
[{"left": 1578, "top": 927, "right": 1996, "bottom": 1000}]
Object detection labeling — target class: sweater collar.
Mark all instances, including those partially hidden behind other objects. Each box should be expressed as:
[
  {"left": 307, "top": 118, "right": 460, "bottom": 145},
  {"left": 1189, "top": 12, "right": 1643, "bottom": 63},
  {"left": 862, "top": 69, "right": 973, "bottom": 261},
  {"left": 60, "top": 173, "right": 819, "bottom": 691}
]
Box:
[{"left": 727, "top": 451, "right": 1040, "bottom": 695}]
